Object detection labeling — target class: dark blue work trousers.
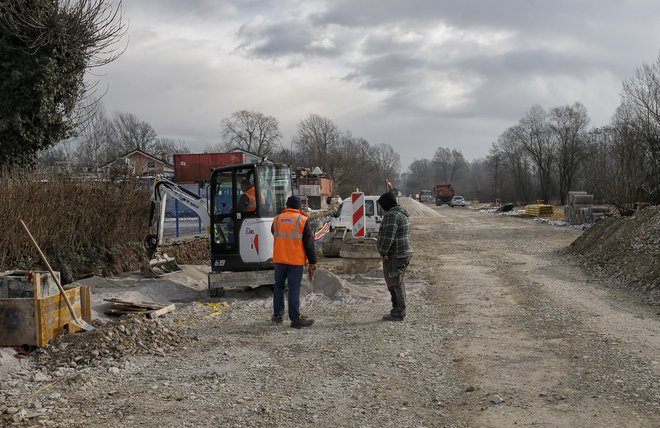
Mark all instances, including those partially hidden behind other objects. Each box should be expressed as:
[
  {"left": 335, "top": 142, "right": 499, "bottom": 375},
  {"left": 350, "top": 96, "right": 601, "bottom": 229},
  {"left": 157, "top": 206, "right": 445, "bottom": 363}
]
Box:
[{"left": 273, "top": 263, "right": 304, "bottom": 321}]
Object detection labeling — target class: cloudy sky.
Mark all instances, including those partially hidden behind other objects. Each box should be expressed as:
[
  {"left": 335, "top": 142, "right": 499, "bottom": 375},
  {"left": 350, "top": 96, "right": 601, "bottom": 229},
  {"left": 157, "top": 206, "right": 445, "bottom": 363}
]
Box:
[{"left": 95, "top": 0, "right": 660, "bottom": 171}]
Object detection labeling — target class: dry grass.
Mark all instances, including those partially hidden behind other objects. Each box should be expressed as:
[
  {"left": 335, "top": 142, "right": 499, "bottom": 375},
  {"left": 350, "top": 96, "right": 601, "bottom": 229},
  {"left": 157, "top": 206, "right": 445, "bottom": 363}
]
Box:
[{"left": 0, "top": 172, "right": 151, "bottom": 283}]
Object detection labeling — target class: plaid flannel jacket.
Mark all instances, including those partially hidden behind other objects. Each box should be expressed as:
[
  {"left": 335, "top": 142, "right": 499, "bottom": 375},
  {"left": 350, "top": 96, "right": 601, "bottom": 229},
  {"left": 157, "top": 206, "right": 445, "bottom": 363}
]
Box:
[{"left": 377, "top": 206, "right": 412, "bottom": 256}]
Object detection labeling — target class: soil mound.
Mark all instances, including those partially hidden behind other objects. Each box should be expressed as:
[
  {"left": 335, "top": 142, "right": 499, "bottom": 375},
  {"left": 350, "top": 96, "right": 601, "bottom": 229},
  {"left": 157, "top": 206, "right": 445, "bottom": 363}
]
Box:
[
  {"left": 568, "top": 205, "right": 659, "bottom": 296},
  {"left": 302, "top": 268, "right": 382, "bottom": 301}
]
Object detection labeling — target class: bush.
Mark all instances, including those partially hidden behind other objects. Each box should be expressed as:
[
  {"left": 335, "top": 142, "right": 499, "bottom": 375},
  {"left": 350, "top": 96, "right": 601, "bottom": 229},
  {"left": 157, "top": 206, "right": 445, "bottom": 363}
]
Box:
[{"left": 0, "top": 171, "right": 150, "bottom": 283}]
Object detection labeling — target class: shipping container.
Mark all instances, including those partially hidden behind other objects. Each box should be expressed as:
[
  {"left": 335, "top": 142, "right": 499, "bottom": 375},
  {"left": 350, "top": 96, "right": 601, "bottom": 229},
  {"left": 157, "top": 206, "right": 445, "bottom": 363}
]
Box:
[{"left": 174, "top": 153, "right": 247, "bottom": 184}]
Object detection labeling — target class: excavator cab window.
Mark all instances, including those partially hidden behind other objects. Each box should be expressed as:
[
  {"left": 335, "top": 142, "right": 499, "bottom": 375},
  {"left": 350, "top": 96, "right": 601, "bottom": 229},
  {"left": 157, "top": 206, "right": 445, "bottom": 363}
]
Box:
[{"left": 209, "top": 162, "right": 294, "bottom": 260}]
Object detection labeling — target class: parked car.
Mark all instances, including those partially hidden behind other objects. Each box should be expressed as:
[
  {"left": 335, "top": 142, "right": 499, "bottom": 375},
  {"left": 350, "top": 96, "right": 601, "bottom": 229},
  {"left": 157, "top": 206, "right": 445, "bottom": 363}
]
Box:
[{"left": 450, "top": 195, "right": 465, "bottom": 207}]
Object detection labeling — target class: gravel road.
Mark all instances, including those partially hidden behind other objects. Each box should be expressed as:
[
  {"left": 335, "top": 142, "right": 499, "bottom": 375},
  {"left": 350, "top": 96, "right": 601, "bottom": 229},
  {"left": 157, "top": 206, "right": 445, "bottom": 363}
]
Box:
[{"left": 2, "top": 203, "right": 659, "bottom": 427}]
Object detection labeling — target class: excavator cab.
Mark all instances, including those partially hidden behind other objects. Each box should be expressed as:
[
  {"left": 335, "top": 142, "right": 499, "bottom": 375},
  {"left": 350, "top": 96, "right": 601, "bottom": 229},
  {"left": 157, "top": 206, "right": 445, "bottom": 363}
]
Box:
[{"left": 207, "top": 162, "right": 293, "bottom": 296}]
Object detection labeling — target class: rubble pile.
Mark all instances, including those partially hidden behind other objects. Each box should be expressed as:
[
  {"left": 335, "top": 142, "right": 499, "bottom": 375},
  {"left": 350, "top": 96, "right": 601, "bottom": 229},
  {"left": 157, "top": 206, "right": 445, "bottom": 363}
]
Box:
[
  {"left": 34, "top": 314, "right": 194, "bottom": 372},
  {"left": 568, "top": 205, "right": 660, "bottom": 296}
]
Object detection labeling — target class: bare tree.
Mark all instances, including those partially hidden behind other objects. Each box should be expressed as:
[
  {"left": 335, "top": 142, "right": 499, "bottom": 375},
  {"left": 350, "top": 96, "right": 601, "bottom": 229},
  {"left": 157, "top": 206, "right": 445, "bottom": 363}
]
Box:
[
  {"left": 220, "top": 110, "right": 282, "bottom": 157},
  {"left": 108, "top": 112, "right": 158, "bottom": 154},
  {"left": 463, "top": 158, "right": 491, "bottom": 201},
  {"left": 497, "top": 128, "right": 533, "bottom": 203},
  {"left": 432, "top": 147, "right": 467, "bottom": 184},
  {"left": 610, "top": 104, "right": 652, "bottom": 207},
  {"left": 152, "top": 137, "right": 190, "bottom": 162},
  {"left": 74, "top": 101, "right": 111, "bottom": 170},
  {"left": 293, "top": 114, "right": 341, "bottom": 181},
  {"left": 486, "top": 143, "right": 504, "bottom": 201},
  {"left": 333, "top": 134, "right": 376, "bottom": 195},
  {"left": 510, "top": 105, "right": 555, "bottom": 203},
  {"left": 372, "top": 143, "right": 401, "bottom": 191},
  {"left": 404, "top": 159, "right": 435, "bottom": 196},
  {"left": 578, "top": 127, "right": 616, "bottom": 202},
  {"left": 549, "top": 102, "right": 590, "bottom": 204},
  {"left": 620, "top": 54, "right": 660, "bottom": 203}
]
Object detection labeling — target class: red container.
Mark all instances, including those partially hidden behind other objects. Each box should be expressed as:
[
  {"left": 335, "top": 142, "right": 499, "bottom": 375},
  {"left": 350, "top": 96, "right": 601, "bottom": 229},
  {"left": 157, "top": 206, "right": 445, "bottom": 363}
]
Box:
[{"left": 174, "top": 153, "right": 246, "bottom": 183}]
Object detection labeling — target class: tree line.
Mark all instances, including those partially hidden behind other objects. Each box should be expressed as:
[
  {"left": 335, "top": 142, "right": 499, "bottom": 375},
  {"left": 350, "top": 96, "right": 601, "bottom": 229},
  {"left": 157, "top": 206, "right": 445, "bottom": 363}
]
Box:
[
  {"left": 404, "top": 54, "right": 660, "bottom": 208},
  {"left": 40, "top": 107, "right": 400, "bottom": 199}
]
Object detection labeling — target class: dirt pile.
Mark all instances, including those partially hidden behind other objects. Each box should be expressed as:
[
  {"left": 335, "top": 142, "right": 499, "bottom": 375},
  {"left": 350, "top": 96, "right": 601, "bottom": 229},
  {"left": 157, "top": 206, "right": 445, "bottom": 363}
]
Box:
[
  {"left": 568, "top": 205, "right": 660, "bottom": 296},
  {"left": 398, "top": 197, "right": 440, "bottom": 217},
  {"left": 301, "top": 268, "right": 383, "bottom": 302}
]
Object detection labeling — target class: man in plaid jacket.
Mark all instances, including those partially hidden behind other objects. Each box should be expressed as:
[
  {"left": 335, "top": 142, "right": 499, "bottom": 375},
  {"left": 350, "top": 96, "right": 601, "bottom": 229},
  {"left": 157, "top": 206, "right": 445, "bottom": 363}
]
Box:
[{"left": 376, "top": 191, "right": 413, "bottom": 321}]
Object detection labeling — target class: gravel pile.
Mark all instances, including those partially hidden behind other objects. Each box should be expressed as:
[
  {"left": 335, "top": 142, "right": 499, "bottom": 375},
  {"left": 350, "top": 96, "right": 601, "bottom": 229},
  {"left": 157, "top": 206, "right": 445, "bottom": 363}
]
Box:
[
  {"left": 33, "top": 314, "right": 195, "bottom": 373},
  {"left": 568, "top": 205, "right": 660, "bottom": 297}
]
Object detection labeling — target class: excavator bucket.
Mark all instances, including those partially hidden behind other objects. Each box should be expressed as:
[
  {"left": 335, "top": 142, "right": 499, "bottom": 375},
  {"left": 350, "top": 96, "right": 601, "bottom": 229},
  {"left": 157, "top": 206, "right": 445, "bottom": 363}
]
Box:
[{"left": 140, "top": 252, "right": 183, "bottom": 278}]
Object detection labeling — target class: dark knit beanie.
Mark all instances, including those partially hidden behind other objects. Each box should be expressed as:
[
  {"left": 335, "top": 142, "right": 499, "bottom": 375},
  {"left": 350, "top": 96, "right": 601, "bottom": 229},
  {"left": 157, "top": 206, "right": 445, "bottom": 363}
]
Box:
[
  {"left": 377, "top": 192, "right": 398, "bottom": 211},
  {"left": 286, "top": 196, "right": 302, "bottom": 210}
]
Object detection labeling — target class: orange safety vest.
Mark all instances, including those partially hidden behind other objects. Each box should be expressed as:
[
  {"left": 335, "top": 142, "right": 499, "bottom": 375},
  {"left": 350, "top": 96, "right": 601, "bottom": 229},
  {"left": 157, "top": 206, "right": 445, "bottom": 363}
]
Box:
[
  {"left": 272, "top": 208, "right": 308, "bottom": 265},
  {"left": 244, "top": 187, "right": 257, "bottom": 212}
]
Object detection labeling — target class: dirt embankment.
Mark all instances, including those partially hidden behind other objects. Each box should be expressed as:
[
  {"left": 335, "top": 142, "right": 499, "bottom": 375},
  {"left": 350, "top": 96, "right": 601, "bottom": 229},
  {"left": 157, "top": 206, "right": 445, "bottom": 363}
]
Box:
[{"left": 567, "top": 205, "right": 660, "bottom": 299}]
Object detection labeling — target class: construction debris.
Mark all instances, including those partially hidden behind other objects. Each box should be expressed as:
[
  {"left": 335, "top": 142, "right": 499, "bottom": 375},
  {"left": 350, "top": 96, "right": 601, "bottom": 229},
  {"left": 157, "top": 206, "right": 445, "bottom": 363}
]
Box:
[{"left": 103, "top": 298, "right": 176, "bottom": 318}]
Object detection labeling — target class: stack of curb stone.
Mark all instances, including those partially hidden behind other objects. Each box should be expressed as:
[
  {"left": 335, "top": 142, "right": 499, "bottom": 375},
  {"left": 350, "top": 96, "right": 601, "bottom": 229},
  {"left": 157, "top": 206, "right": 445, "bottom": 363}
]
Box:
[{"left": 564, "top": 191, "right": 610, "bottom": 225}]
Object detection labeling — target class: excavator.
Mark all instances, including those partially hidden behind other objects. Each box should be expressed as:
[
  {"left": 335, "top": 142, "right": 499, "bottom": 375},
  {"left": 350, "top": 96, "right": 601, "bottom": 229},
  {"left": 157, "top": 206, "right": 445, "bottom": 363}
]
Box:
[{"left": 143, "top": 161, "right": 294, "bottom": 296}]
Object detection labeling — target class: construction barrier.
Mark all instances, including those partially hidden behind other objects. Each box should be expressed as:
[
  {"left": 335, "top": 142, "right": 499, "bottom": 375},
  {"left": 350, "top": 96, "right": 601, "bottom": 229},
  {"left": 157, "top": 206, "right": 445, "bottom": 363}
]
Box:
[{"left": 351, "top": 192, "right": 365, "bottom": 238}]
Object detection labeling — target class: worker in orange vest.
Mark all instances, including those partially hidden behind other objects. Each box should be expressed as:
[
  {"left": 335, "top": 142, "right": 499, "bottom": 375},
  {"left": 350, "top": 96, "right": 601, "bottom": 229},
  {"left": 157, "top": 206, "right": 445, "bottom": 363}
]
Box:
[
  {"left": 239, "top": 179, "right": 257, "bottom": 213},
  {"left": 271, "top": 196, "right": 317, "bottom": 328}
]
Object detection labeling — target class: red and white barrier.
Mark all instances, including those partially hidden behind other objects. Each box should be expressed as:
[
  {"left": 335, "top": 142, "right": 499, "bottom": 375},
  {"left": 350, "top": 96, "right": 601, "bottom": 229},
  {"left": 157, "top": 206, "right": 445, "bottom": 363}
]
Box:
[{"left": 351, "top": 192, "right": 365, "bottom": 238}]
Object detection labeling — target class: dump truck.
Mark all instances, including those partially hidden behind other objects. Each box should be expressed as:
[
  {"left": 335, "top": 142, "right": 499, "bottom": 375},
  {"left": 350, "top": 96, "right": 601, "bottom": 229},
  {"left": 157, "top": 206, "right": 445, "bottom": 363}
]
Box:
[{"left": 434, "top": 184, "right": 455, "bottom": 206}]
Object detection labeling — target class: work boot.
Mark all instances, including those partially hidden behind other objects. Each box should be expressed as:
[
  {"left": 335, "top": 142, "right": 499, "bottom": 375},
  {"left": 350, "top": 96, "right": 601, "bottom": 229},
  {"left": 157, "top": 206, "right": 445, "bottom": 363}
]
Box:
[
  {"left": 291, "top": 315, "right": 314, "bottom": 329},
  {"left": 382, "top": 314, "right": 405, "bottom": 322},
  {"left": 271, "top": 315, "right": 283, "bottom": 323}
]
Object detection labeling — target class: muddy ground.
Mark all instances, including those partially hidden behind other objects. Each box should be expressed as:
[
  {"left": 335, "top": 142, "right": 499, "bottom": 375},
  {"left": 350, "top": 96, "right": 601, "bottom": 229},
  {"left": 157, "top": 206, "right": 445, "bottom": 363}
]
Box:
[{"left": 1, "top": 200, "right": 659, "bottom": 427}]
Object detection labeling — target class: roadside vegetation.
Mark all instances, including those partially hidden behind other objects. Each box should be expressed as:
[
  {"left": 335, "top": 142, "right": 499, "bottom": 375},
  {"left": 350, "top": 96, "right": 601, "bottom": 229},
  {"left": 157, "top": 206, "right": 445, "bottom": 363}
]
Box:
[{"left": 0, "top": 171, "right": 150, "bottom": 283}]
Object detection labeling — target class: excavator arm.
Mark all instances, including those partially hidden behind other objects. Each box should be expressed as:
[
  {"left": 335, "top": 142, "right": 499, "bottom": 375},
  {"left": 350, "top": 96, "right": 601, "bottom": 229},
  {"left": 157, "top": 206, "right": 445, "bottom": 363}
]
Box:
[{"left": 142, "top": 175, "right": 210, "bottom": 277}]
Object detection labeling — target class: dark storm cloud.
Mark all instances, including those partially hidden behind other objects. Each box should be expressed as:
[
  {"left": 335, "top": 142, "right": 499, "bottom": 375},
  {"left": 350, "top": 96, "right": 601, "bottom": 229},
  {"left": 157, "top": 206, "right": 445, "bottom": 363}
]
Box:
[{"left": 236, "top": 19, "right": 341, "bottom": 59}]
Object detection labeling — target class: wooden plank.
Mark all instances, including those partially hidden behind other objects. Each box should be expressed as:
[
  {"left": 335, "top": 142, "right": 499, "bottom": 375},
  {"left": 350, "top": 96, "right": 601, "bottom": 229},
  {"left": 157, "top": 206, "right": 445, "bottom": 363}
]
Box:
[
  {"left": 104, "top": 308, "right": 142, "bottom": 316},
  {"left": 40, "top": 287, "right": 84, "bottom": 344},
  {"left": 103, "top": 298, "right": 163, "bottom": 310},
  {"left": 147, "top": 304, "right": 176, "bottom": 319},
  {"left": 80, "top": 285, "right": 92, "bottom": 323},
  {"left": 33, "top": 273, "right": 43, "bottom": 347}
]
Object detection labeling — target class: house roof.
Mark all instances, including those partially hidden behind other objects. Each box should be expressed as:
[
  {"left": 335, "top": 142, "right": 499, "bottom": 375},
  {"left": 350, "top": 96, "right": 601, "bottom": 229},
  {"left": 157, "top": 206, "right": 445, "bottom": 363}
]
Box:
[{"left": 99, "top": 149, "right": 175, "bottom": 169}]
